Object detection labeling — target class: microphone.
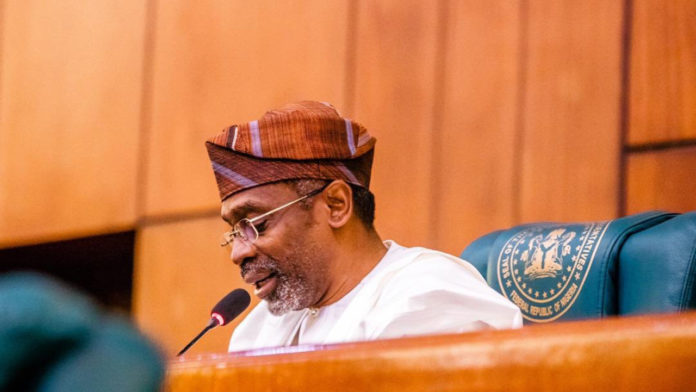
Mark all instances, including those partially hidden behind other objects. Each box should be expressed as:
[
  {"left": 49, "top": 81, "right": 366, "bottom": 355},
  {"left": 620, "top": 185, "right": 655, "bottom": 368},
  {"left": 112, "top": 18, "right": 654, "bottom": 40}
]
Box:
[{"left": 177, "top": 288, "right": 251, "bottom": 356}]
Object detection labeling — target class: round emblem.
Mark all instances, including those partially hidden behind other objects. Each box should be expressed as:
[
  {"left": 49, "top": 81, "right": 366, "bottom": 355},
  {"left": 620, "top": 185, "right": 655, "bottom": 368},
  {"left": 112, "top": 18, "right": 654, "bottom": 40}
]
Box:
[{"left": 496, "top": 222, "right": 609, "bottom": 322}]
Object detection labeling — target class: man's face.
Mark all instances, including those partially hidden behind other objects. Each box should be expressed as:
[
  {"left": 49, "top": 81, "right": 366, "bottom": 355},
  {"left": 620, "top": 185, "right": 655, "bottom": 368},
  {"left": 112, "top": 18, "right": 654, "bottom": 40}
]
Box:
[{"left": 220, "top": 183, "right": 330, "bottom": 315}]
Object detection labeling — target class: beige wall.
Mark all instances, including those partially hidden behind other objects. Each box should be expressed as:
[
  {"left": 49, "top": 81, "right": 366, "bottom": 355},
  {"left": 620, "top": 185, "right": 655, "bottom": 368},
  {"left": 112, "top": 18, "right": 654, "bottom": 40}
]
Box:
[{"left": 1, "top": 0, "right": 694, "bottom": 355}]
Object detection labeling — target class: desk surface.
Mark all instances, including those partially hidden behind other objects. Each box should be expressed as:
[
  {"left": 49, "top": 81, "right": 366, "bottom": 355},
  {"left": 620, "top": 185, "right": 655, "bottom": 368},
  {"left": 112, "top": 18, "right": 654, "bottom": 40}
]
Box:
[{"left": 166, "top": 312, "right": 696, "bottom": 391}]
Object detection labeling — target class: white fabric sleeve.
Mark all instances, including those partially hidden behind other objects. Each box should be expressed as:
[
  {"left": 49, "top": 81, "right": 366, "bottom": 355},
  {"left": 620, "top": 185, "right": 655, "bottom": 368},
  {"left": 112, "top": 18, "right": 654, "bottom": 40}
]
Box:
[{"left": 364, "top": 253, "right": 523, "bottom": 340}]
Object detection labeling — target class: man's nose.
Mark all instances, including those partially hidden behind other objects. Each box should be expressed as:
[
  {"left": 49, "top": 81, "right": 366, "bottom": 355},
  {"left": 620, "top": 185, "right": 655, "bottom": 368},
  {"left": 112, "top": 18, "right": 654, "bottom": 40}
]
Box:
[{"left": 230, "top": 239, "right": 256, "bottom": 266}]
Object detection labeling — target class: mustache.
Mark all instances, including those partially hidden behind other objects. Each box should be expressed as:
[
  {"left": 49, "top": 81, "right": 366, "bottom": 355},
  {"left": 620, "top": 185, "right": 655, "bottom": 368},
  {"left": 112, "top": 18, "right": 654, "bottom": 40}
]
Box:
[{"left": 240, "top": 256, "right": 279, "bottom": 278}]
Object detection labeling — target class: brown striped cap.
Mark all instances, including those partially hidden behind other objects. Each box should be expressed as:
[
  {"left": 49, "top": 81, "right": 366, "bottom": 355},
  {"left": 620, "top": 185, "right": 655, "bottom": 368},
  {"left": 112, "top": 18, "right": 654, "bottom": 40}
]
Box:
[{"left": 205, "top": 101, "right": 377, "bottom": 201}]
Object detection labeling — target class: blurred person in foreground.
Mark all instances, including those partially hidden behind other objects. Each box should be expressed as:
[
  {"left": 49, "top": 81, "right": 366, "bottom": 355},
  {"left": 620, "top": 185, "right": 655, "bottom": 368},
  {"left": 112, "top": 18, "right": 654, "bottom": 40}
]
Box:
[
  {"left": 0, "top": 272, "right": 163, "bottom": 391},
  {"left": 204, "top": 101, "right": 522, "bottom": 352}
]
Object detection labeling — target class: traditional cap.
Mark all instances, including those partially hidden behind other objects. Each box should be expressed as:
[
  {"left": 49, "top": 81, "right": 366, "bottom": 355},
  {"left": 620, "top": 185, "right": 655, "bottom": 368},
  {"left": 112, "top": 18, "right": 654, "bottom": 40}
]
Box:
[{"left": 205, "top": 101, "right": 376, "bottom": 201}]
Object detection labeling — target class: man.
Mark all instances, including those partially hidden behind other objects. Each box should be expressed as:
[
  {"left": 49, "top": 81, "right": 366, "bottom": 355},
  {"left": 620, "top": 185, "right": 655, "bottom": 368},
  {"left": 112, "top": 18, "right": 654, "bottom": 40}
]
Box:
[
  {"left": 0, "top": 273, "right": 163, "bottom": 390},
  {"left": 205, "top": 101, "right": 522, "bottom": 351}
]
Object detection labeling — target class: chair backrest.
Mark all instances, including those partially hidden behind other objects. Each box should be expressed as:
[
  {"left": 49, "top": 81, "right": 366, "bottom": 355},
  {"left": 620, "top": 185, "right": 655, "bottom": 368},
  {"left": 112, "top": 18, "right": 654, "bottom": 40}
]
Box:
[{"left": 461, "top": 211, "right": 696, "bottom": 324}]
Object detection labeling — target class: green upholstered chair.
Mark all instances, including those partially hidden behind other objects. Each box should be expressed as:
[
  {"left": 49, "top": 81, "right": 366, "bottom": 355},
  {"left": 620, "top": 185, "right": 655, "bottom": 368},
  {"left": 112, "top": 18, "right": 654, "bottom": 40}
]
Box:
[{"left": 461, "top": 211, "right": 696, "bottom": 324}]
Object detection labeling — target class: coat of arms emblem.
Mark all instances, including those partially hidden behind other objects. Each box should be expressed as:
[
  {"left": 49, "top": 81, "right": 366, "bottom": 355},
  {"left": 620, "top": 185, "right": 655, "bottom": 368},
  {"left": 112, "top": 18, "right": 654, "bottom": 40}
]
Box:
[
  {"left": 496, "top": 222, "right": 609, "bottom": 322},
  {"left": 522, "top": 229, "right": 576, "bottom": 280}
]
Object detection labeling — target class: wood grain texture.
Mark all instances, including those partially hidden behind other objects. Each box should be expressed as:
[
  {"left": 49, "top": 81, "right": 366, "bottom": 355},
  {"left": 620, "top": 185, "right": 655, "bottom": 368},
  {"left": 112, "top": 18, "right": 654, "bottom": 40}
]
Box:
[
  {"left": 628, "top": 0, "right": 696, "bottom": 145},
  {"left": 435, "top": 1, "right": 520, "bottom": 255},
  {"left": 519, "top": 0, "right": 623, "bottom": 223},
  {"left": 166, "top": 312, "right": 696, "bottom": 392},
  {"left": 625, "top": 147, "right": 696, "bottom": 214},
  {"left": 142, "top": 0, "right": 350, "bottom": 217},
  {"left": 0, "top": 1, "right": 145, "bottom": 246},
  {"left": 133, "top": 216, "right": 258, "bottom": 356},
  {"left": 350, "top": 0, "right": 440, "bottom": 248}
]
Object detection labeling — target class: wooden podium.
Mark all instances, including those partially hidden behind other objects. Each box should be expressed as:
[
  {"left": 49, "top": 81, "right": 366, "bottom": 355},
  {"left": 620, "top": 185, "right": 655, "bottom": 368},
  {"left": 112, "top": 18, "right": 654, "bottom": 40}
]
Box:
[{"left": 166, "top": 312, "right": 696, "bottom": 391}]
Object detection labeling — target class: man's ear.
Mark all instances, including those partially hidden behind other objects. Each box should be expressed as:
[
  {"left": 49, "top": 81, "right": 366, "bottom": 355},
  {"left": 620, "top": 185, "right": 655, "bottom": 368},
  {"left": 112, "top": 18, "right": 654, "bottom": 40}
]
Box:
[{"left": 321, "top": 180, "right": 353, "bottom": 229}]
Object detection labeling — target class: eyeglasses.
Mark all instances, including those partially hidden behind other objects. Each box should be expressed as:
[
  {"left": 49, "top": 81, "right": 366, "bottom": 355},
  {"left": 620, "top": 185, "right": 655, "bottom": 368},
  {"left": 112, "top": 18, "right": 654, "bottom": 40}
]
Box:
[{"left": 220, "top": 184, "right": 328, "bottom": 248}]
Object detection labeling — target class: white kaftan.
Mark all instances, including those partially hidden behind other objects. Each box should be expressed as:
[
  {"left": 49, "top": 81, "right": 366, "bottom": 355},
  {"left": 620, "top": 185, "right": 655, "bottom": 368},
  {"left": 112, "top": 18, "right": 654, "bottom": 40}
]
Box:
[{"left": 228, "top": 240, "right": 522, "bottom": 352}]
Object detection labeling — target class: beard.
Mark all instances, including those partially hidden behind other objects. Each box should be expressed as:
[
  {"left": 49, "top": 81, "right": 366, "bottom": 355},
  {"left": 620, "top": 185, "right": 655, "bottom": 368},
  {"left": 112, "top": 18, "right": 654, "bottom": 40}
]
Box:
[{"left": 241, "top": 242, "right": 328, "bottom": 316}]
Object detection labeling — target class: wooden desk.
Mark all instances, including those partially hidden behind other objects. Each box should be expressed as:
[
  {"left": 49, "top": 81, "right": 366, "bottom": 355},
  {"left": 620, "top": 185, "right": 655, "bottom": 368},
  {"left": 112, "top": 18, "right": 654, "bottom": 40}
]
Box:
[{"left": 167, "top": 312, "right": 696, "bottom": 391}]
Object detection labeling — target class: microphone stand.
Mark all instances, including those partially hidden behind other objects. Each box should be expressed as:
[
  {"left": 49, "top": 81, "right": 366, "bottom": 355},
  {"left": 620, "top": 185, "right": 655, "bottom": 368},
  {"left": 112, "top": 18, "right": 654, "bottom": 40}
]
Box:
[{"left": 177, "top": 318, "right": 219, "bottom": 356}]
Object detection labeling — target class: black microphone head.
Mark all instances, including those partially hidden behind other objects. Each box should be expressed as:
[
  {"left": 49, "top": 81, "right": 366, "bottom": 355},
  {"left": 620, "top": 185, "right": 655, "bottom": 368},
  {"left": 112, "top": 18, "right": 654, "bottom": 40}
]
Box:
[{"left": 210, "top": 289, "right": 251, "bottom": 326}]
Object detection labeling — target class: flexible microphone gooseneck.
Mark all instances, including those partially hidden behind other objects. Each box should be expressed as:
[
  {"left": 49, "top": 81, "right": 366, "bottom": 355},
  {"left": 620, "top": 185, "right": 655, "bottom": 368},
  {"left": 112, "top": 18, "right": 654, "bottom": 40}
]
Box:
[{"left": 177, "top": 288, "right": 251, "bottom": 356}]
